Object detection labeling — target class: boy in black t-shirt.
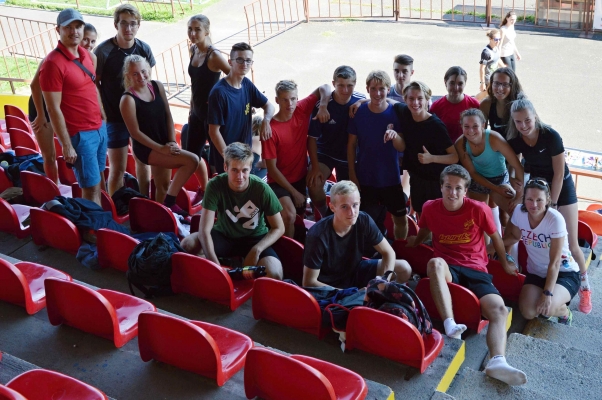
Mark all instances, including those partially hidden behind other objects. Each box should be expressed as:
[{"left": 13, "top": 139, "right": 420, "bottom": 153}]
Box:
[{"left": 302, "top": 181, "right": 411, "bottom": 288}]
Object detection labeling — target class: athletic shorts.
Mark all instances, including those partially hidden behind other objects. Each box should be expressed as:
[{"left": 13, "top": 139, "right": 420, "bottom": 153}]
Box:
[
  {"left": 409, "top": 174, "right": 442, "bottom": 213},
  {"left": 448, "top": 264, "right": 501, "bottom": 299},
  {"left": 352, "top": 259, "right": 380, "bottom": 288},
  {"left": 556, "top": 175, "right": 578, "bottom": 207},
  {"left": 211, "top": 229, "right": 279, "bottom": 261},
  {"left": 70, "top": 124, "right": 107, "bottom": 188},
  {"left": 106, "top": 121, "right": 130, "bottom": 149},
  {"left": 360, "top": 185, "right": 407, "bottom": 217},
  {"left": 185, "top": 111, "right": 209, "bottom": 158},
  {"left": 315, "top": 153, "right": 349, "bottom": 181},
  {"left": 524, "top": 271, "right": 580, "bottom": 304},
  {"left": 269, "top": 177, "right": 307, "bottom": 214},
  {"left": 469, "top": 171, "right": 510, "bottom": 195}
]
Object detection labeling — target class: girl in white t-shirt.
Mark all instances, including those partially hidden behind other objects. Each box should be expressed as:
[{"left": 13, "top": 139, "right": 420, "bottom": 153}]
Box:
[
  {"left": 499, "top": 11, "right": 522, "bottom": 71},
  {"left": 503, "top": 178, "right": 579, "bottom": 325}
]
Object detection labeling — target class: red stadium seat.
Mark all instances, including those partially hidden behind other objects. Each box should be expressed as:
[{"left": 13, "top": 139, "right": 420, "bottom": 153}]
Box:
[
  {"left": 272, "top": 236, "right": 305, "bottom": 284},
  {"left": 138, "top": 312, "right": 253, "bottom": 386},
  {"left": 8, "top": 128, "right": 38, "bottom": 152},
  {"left": 4, "top": 105, "right": 29, "bottom": 122},
  {"left": 13, "top": 146, "right": 39, "bottom": 157},
  {"left": 176, "top": 186, "right": 202, "bottom": 216},
  {"left": 0, "top": 143, "right": 5, "bottom": 152},
  {"left": 518, "top": 240, "right": 528, "bottom": 274},
  {"left": 6, "top": 369, "right": 108, "bottom": 399},
  {"left": 578, "top": 220, "right": 598, "bottom": 249},
  {"left": 44, "top": 278, "right": 156, "bottom": 348},
  {"left": 415, "top": 278, "right": 488, "bottom": 333},
  {"left": 30, "top": 208, "right": 82, "bottom": 254},
  {"left": 0, "top": 166, "right": 12, "bottom": 192},
  {"left": 171, "top": 253, "right": 253, "bottom": 311},
  {"left": 244, "top": 347, "right": 367, "bottom": 400},
  {"left": 190, "top": 214, "right": 201, "bottom": 234},
  {"left": 100, "top": 191, "right": 129, "bottom": 224},
  {"left": 0, "top": 198, "right": 31, "bottom": 239},
  {"left": 21, "top": 171, "right": 71, "bottom": 207},
  {"left": 129, "top": 198, "right": 178, "bottom": 235},
  {"left": 0, "top": 131, "right": 9, "bottom": 149},
  {"left": 586, "top": 203, "right": 602, "bottom": 212},
  {"left": 97, "top": 229, "right": 139, "bottom": 272},
  {"left": 57, "top": 156, "right": 78, "bottom": 185},
  {"left": 0, "top": 258, "right": 72, "bottom": 315},
  {"left": 488, "top": 259, "right": 525, "bottom": 303},
  {"left": 578, "top": 210, "right": 602, "bottom": 236},
  {"left": 252, "top": 277, "right": 328, "bottom": 339},
  {"left": 5, "top": 115, "right": 33, "bottom": 135},
  {"left": 407, "top": 217, "right": 419, "bottom": 236},
  {"left": 0, "top": 384, "right": 27, "bottom": 400},
  {"left": 345, "top": 306, "right": 444, "bottom": 373},
  {"left": 384, "top": 211, "right": 395, "bottom": 240},
  {"left": 392, "top": 239, "right": 434, "bottom": 276}
]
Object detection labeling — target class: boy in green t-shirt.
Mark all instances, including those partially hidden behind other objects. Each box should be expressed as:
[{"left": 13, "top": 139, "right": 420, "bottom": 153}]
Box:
[{"left": 181, "top": 142, "right": 285, "bottom": 279}]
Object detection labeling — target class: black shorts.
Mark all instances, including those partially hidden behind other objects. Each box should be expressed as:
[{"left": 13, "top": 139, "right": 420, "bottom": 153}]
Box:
[
  {"left": 185, "top": 111, "right": 209, "bottom": 158},
  {"left": 524, "top": 271, "right": 580, "bottom": 303},
  {"left": 269, "top": 177, "right": 307, "bottom": 214},
  {"left": 449, "top": 264, "right": 501, "bottom": 299},
  {"left": 409, "top": 174, "right": 442, "bottom": 213},
  {"left": 360, "top": 185, "right": 407, "bottom": 217},
  {"left": 315, "top": 153, "right": 349, "bottom": 181},
  {"left": 211, "top": 229, "right": 279, "bottom": 261},
  {"left": 556, "top": 175, "right": 578, "bottom": 207}
]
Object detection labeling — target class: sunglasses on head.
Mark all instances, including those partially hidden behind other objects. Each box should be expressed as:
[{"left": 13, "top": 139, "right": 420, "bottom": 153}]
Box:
[{"left": 526, "top": 178, "right": 549, "bottom": 187}]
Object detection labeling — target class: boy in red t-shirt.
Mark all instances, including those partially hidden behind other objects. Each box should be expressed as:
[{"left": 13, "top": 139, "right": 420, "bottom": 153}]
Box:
[
  {"left": 262, "top": 80, "right": 331, "bottom": 237},
  {"left": 407, "top": 164, "right": 527, "bottom": 386}
]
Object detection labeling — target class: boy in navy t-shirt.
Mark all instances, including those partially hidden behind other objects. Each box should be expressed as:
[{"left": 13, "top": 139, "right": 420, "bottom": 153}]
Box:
[
  {"left": 307, "top": 66, "right": 365, "bottom": 218},
  {"left": 348, "top": 70, "right": 408, "bottom": 239},
  {"left": 207, "top": 42, "right": 275, "bottom": 173}
]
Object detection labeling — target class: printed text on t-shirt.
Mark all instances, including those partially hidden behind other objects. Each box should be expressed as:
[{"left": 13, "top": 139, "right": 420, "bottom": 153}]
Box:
[{"left": 225, "top": 200, "right": 259, "bottom": 229}]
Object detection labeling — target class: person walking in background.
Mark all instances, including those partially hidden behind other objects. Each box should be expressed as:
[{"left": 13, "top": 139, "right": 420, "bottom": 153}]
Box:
[
  {"left": 185, "top": 14, "right": 229, "bottom": 203},
  {"left": 430, "top": 66, "right": 480, "bottom": 143},
  {"left": 119, "top": 55, "right": 199, "bottom": 213},
  {"left": 478, "top": 29, "right": 504, "bottom": 95},
  {"left": 95, "top": 4, "right": 155, "bottom": 196},
  {"left": 500, "top": 10, "right": 522, "bottom": 71}
]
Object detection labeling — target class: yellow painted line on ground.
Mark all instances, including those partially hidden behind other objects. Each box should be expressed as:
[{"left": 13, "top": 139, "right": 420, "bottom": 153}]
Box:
[
  {"left": 506, "top": 307, "right": 513, "bottom": 332},
  {"left": 585, "top": 250, "right": 592, "bottom": 270},
  {"left": 437, "top": 340, "right": 465, "bottom": 393},
  {"left": 386, "top": 391, "right": 395, "bottom": 400},
  {"left": 0, "top": 95, "right": 29, "bottom": 118}
]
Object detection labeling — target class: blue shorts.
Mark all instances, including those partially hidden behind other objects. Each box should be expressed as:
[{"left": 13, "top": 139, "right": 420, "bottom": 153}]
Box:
[
  {"left": 106, "top": 121, "right": 130, "bottom": 149},
  {"left": 353, "top": 259, "right": 379, "bottom": 288},
  {"left": 70, "top": 124, "right": 107, "bottom": 188}
]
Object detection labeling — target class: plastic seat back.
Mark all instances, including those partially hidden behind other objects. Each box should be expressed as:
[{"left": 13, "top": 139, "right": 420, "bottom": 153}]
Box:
[
  {"left": 13, "top": 146, "right": 39, "bottom": 157},
  {"left": 97, "top": 229, "right": 139, "bottom": 272},
  {"left": 7, "top": 369, "right": 108, "bottom": 400},
  {"left": 0, "top": 258, "right": 30, "bottom": 312},
  {"left": 0, "top": 198, "right": 30, "bottom": 239},
  {"left": 30, "top": 208, "right": 81, "bottom": 254},
  {"left": 252, "top": 278, "right": 326, "bottom": 338},
  {"left": 487, "top": 259, "right": 525, "bottom": 303},
  {"left": 415, "top": 278, "right": 488, "bottom": 333},
  {"left": 586, "top": 203, "right": 602, "bottom": 212},
  {"left": 578, "top": 210, "right": 602, "bottom": 236},
  {"left": 8, "top": 128, "right": 38, "bottom": 151},
  {"left": 578, "top": 220, "right": 597, "bottom": 248},
  {"left": 44, "top": 278, "right": 118, "bottom": 342},
  {"left": 21, "top": 171, "right": 61, "bottom": 206},
  {"left": 272, "top": 236, "right": 305, "bottom": 284},
  {"left": 391, "top": 239, "right": 434, "bottom": 276},
  {"left": 244, "top": 347, "right": 337, "bottom": 400},
  {"left": 4, "top": 105, "right": 29, "bottom": 121},
  {"left": 518, "top": 241, "right": 528, "bottom": 274},
  {"left": 5, "top": 116, "right": 33, "bottom": 135},
  {"left": 138, "top": 312, "right": 223, "bottom": 383},
  {"left": 407, "top": 217, "right": 419, "bottom": 236},
  {"left": 0, "top": 383, "right": 28, "bottom": 400},
  {"left": 100, "top": 191, "right": 128, "bottom": 223},
  {"left": 57, "top": 156, "right": 78, "bottom": 185},
  {"left": 0, "top": 166, "right": 12, "bottom": 192},
  {"left": 129, "top": 198, "right": 177, "bottom": 235}
]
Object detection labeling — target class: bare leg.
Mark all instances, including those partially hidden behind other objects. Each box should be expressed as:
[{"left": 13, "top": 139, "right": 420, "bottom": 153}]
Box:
[
  {"left": 377, "top": 259, "right": 412, "bottom": 282},
  {"left": 259, "top": 255, "right": 283, "bottom": 280},
  {"left": 180, "top": 232, "right": 203, "bottom": 255},
  {"left": 107, "top": 146, "right": 127, "bottom": 196},
  {"left": 195, "top": 158, "right": 209, "bottom": 190},
  {"left": 134, "top": 153, "right": 151, "bottom": 198},
  {"left": 426, "top": 257, "right": 466, "bottom": 338},
  {"left": 558, "top": 203, "right": 586, "bottom": 274},
  {"left": 82, "top": 183, "right": 101, "bottom": 206},
  {"left": 392, "top": 214, "right": 408, "bottom": 240},
  {"left": 151, "top": 166, "right": 171, "bottom": 204},
  {"left": 307, "top": 162, "right": 331, "bottom": 218},
  {"left": 147, "top": 149, "right": 199, "bottom": 200},
  {"left": 278, "top": 196, "right": 297, "bottom": 238},
  {"left": 34, "top": 123, "right": 58, "bottom": 184}
]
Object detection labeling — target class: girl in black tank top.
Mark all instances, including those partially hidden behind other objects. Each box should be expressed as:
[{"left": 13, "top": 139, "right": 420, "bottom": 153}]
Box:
[
  {"left": 120, "top": 55, "right": 200, "bottom": 215},
  {"left": 481, "top": 67, "right": 524, "bottom": 140}
]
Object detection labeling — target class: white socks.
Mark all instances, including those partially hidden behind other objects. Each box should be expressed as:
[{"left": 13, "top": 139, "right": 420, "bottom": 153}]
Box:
[
  {"left": 444, "top": 318, "right": 467, "bottom": 339},
  {"left": 485, "top": 355, "right": 527, "bottom": 386},
  {"left": 491, "top": 206, "right": 502, "bottom": 237},
  {"left": 580, "top": 272, "right": 590, "bottom": 290}
]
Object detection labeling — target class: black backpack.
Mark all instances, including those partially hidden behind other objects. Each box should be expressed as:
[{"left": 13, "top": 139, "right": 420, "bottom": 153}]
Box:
[
  {"left": 126, "top": 233, "right": 184, "bottom": 298},
  {"left": 365, "top": 271, "right": 433, "bottom": 335}
]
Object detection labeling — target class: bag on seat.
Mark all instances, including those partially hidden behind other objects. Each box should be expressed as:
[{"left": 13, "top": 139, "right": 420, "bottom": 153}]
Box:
[{"left": 127, "top": 232, "right": 184, "bottom": 298}]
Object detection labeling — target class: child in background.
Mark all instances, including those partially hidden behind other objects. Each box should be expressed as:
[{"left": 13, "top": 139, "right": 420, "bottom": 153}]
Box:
[{"left": 251, "top": 115, "right": 267, "bottom": 180}]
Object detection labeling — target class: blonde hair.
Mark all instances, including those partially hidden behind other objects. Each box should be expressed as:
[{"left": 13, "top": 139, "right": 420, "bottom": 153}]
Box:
[
  {"left": 122, "top": 54, "right": 151, "bottom": 89},
  {"left": 486, "top": 28, "right": 500, "bottom": 38},
  {"left": 274, "top": 80, "right": 297, "bottom": 96},
  {"left": 188, "top": 14, "right": 212, "bottom": 44},
  {"left": 366, "top": 70, "right": 391, "bottom": 89},
  {"left": 330, "top": 180, "right": 359, "bottom": 204},
  {"left": 114, "top": 4, "right": 141, "bottom": 25},
  {"left": 403, "top": 81, "right": 432, "bottom": 101},
  {"left": 506, "top": 95, "right": 550, "bottom": 140},
  {"left": 252, "top": 115, "right": 263, "bottom": 136}
]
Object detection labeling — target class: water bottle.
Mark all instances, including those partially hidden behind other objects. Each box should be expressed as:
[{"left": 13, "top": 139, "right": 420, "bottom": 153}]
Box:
[
  {"left": 0, "top": 160, "right": 8, "bottom": 169},
  {"left": 227, "top": 266, "right": 267, "bottom": 280}
]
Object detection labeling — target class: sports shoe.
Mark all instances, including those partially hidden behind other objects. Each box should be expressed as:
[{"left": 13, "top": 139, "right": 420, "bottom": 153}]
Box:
[
  {"left": 579, "top": 287, "right": 592, "bottom": 314},
  {"left": 191, "top": 188, "right": 204, "bottom": 205},
  {"left": 558, "top": 309, "right": 573, "bottom": 326},
  {"left": 165, "top": 202, "right": 189, "bottom": 217}
]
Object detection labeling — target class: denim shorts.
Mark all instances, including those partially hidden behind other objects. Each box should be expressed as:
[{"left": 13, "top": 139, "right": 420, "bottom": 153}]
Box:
[
  {"left": 70, "top": 123, "right": 107, "bottom": 188},
  {"left": 106, "top": 121, "right": 130, "bottom": 149},
  {"left": 468, "top": 171, "right": 510, "bottom": 195}
]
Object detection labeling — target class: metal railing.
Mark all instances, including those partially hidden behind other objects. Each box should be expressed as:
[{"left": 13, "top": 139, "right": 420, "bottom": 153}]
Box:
[
  {"left": 244, "top": 0, "right": 309, "bottom": 45},
  {"left": 0, "top": 16, "right": 56, "bottom": 52},
  {"left": 305, "top": 0, "right": 400, "bottom": 18},
  {"left": 0, "top": 27, "right": 58, "bottom": 94}
]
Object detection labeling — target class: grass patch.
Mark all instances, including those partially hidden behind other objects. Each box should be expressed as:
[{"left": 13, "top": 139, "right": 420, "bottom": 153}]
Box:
[
  {"left": 444, "top": 8, "right": 535, "bottom": 23},
  {"left": 5, "top": 0, "right": 220, "bottom": 23},
  {"left": 0, "top": 56, "right": 40, "bottom": 93},
  {"left": 320, "top": 30, "right": 336, "bottom": 37}
]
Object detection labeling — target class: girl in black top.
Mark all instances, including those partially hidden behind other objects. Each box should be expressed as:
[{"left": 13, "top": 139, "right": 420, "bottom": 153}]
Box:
[
  {"left": 479, "top": 67, "right": 523, "bottom": 140},
  {"left": 120, "top": 55, "right": 199, "bottom": 215},
  {"left": 506, "top": 97, "right": 592, "bottom": 313},
  {"left": 186, "top": 14, "right": 230, "bottom": 202}
]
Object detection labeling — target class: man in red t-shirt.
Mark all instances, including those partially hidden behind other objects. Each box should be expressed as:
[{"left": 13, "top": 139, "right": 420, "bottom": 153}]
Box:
[
  {"left": 40, "top": 9, "right": 106, "bottom": 205},
  {"left": 262, "top": 80, "right": 331, "bottom": 237},
  {"left": 408, "top": 164, "right": 527, "bottom": 386}
]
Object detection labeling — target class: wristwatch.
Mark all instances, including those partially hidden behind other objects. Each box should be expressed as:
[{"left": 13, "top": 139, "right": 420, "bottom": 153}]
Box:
[{"left": 543, "top": 290, "right": 553, "bottom": 297}]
